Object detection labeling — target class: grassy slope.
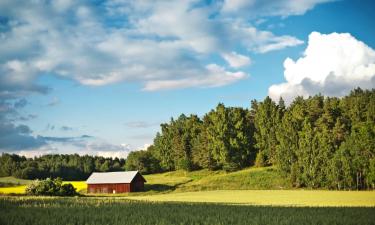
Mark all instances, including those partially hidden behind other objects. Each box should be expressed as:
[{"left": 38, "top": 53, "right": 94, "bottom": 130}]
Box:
[{"left": 143, "top": 166, "right": 291, "bottom": 193}]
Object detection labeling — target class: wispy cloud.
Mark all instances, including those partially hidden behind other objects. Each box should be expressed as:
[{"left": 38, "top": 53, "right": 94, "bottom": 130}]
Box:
[{"left": 221, "top": 0, "right": 336, "bottom": 18}]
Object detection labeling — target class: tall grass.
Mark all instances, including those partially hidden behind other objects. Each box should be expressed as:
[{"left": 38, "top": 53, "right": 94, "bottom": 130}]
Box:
[{"left": 0, "top": 197, "right": 374, "bottom": 225}]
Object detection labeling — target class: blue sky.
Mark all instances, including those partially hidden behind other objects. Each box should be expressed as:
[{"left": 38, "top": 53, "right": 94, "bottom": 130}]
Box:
[{"left": 0, "top": 0, "right": 374, "bottom": 158}]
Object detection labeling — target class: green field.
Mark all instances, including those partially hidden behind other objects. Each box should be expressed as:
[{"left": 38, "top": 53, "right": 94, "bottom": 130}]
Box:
[{"left": 1, "top": 197, "right": 374, "bottom": 225}]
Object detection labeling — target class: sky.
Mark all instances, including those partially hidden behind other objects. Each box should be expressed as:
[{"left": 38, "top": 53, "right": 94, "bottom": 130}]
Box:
[{"left": 0, "top": 0, "right": 375, "bottom": 158}]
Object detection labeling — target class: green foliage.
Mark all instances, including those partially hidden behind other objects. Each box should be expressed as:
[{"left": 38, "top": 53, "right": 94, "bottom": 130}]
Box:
[
  {"left": 255, "top": 150, "right": 267, "bottom": 167},
  {"left": 151, "top": 104, "right": 256, "bottom": 172},
  {"left": 125, "top": 150, "right": 161, "bottom": 174},
  {"left": 0, "top": 197, "right": 374, "bottom": 225},
  {"left": 253, "top": 96, "right": 282, "bottom": 165},
  {"left": 25, "top": 178, "right": 77, "bottom": 196},
  {"left": 274, "top": 88, "right": 375, "bottom": 190}
]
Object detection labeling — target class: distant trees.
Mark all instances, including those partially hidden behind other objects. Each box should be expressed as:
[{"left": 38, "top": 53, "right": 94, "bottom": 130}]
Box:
[
  {"left": 125, "top": 150, "right": 161, "bottom": 174},
  {"left": 0, "top": 154, "right": 125, "bottom": 180}
]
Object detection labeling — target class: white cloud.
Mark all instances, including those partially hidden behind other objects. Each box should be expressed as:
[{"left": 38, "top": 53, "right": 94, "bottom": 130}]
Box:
[
  {"left": 256, "top": 35, "right": 304, "bottom": 53},
  {"left": 222, "top": 52, "right": 251, "bottom": 68},
  {"left": 222, "top": 0, "right": 335, "bottom": 17},
  {"left": 230, "top": 24, "right": 303, "bottom": 53},
  {"left": 143, "top": 64, "right": 248, "bottom": 91},
  {"left": 269, "top": 32, "right": 375, "bottom": 103},
  {"left": 13, "top": 139, "right": 133, "bottom": 159},
  {"left": 140, "top": 143, "right": 151, "bottom": 150}
]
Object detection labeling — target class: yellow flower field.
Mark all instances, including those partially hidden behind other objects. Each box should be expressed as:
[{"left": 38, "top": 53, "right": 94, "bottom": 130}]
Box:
[
  {"left": 0, "top": 185, "right": 26, "bottom": 194},
  {"left": 0, "top": 181, "right": 87, "bottom": 194}
]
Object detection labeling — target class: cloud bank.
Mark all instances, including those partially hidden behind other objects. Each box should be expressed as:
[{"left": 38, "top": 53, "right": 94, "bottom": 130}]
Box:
[
  {"left": 269, "top": 32, "right": 375, "bottom": 103},
  {"left": 222, "top": 0, "right": 335, "bottom": 17},
  {"left": 0, "top": 0, "right": 304, "bottom": 93}
]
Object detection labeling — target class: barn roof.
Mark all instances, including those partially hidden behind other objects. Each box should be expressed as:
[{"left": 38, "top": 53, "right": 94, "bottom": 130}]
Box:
[{"left": 86, "top": 171, "right": 145, "bottom": 184}]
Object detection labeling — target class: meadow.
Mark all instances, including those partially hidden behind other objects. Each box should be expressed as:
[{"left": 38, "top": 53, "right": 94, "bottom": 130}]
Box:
[{"left": 1, "top": 196, "right": 374, "bottom": 225}]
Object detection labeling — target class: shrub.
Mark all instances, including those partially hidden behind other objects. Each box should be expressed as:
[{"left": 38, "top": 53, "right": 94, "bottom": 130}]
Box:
[{"left": 25, "top": 178, "right": 77, "bottom": 196}]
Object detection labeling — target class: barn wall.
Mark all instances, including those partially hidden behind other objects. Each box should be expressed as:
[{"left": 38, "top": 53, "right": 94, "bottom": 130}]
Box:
[
  {"left": 87, "top": 183, "right": 131, "bottom": 193},
  {"left": 131, "top": 175, "right": 145, "bottom": 192}
]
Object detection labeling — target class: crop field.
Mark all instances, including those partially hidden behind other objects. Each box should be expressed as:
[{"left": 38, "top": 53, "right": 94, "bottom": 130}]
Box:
[
  {"left": 126, "top": 190, "right": 375, "bottom": 207},
  {"left": 0, "top": 197, "right": 374, "bottom": 225}
]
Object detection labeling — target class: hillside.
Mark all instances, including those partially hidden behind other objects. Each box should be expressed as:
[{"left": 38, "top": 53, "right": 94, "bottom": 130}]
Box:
[{"left": 143, "top": 166, "right": 291, "bottom": 193}]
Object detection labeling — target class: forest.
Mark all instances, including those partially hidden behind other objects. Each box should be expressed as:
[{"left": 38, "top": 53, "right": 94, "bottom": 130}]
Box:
[
  {"left": 126, "top": 88, "right": 375, "bottom": 190},
  {"left": 1, "top": 88, "right": 374, "bottom": 189}
]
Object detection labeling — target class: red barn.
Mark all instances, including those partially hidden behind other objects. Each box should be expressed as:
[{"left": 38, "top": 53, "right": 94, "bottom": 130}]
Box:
[{"left": 86, "top": 171, "right": 146, "bottom": 193}]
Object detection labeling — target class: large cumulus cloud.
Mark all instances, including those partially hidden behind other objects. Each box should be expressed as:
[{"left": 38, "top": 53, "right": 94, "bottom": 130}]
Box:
[{"left": 269, "top": 32, "right": 375, "bottom": 103}]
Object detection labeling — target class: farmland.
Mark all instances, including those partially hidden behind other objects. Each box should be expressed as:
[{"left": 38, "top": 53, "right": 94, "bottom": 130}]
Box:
[
  {"left": 1, "top": 168, "right": 375, "bottom": 207},
  {"left": 127, "top": 190, "right": 375, "bottom": 207},
  {"left": 1, "top": 197, "right": 374, "bottom": 225}
]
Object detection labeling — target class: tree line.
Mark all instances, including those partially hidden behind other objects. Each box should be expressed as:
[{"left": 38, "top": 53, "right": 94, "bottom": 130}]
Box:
[
  {"left": 126, "top": 88, "right": 375, "bottom": 190},
  {"left": 0, "top": 154, "right": 125, "bottom": 180}
]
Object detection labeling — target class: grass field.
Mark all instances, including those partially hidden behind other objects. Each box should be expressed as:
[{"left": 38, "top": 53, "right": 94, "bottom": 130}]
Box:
[{"left": 1, "top": 197, "right": 374, "bottom": 225}]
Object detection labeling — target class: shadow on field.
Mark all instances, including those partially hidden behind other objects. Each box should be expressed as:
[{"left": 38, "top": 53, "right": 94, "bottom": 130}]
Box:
[{"left": 144, "top": 184, "right": 175, "bottom": 192}]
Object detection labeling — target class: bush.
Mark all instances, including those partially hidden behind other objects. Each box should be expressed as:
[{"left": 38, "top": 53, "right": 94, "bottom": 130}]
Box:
[
  {"left": 25, "top": 178, "right": 77, "bottom": 196},
  {"left": 255, "top": 151, "right": 268, "bottom": 167}
]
